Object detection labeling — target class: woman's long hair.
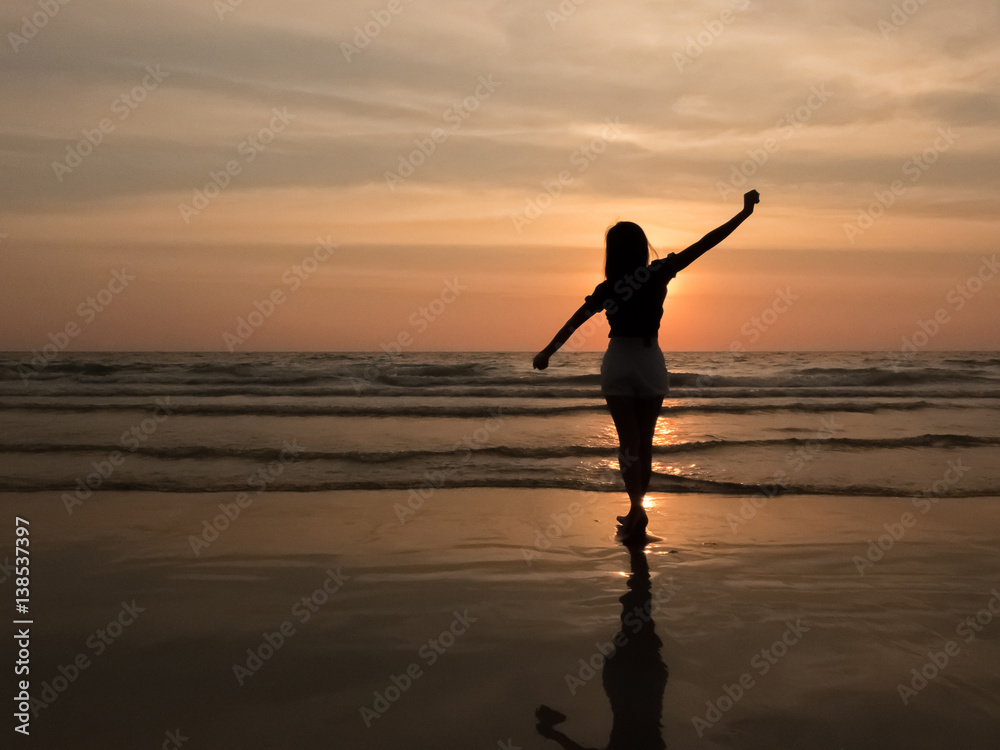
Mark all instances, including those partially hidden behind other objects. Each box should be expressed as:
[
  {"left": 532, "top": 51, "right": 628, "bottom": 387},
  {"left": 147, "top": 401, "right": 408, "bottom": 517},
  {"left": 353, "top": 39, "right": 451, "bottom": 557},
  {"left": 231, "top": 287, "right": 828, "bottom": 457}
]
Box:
[{"left": 604, "top": 221, "right": 655, "bottom": 280}]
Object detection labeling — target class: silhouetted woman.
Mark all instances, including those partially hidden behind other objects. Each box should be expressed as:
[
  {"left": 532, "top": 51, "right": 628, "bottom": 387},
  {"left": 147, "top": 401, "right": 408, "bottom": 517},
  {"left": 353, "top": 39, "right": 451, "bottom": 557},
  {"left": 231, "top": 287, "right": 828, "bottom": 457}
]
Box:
[{"left": 533, "top": 190, "right": 760, "bottom": 539}]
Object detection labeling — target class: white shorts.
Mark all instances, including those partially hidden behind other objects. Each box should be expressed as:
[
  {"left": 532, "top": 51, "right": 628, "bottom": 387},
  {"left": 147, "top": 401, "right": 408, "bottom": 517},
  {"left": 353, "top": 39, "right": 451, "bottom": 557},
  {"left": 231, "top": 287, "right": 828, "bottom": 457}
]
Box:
[{"left": 600, "top": 337, "right": 669, "bottom": 398}]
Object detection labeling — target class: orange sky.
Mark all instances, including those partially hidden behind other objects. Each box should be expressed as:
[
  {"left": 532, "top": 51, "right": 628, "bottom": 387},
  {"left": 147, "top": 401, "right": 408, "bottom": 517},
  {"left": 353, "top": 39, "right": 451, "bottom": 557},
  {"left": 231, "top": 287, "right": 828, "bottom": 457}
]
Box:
[{"left": 1, "top": 0, "right": 999, "bottom": 352}]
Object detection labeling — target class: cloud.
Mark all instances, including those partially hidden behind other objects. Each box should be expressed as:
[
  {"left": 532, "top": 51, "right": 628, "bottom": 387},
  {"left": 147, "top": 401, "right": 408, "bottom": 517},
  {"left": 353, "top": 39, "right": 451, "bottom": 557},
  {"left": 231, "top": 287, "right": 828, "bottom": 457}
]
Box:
[{"left": 3, "top": 0, "right": 998, "bottom": 207}]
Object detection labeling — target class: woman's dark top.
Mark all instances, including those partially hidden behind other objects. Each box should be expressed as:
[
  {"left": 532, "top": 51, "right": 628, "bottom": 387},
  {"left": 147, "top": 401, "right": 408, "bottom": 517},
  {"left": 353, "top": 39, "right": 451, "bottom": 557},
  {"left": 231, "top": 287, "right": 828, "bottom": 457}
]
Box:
[{"left": 582, "top": 253, "right": 679, "bottom": 339}]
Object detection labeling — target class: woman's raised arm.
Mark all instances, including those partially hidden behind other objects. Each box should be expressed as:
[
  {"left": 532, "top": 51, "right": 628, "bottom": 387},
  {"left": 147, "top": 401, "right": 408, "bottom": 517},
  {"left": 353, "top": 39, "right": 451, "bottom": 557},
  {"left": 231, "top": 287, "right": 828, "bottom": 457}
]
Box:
[{"left": 673, "top": 189, "right": 760, "bottom": 273}]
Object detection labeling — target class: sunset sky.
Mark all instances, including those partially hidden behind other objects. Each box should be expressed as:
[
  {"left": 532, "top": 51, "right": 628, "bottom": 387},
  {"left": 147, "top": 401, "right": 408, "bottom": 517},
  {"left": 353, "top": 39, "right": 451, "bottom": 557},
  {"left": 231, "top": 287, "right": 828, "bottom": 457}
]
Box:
[{"left": 1, "top": 0, "right": 998, "bottom": 352}]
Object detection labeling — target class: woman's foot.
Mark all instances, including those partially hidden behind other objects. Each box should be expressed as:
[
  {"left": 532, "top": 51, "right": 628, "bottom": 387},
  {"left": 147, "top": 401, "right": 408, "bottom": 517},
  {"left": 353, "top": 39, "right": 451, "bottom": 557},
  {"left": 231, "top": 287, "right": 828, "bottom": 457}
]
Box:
[{"left": 616, "top": 508, "right": 648, "bottom": 539}]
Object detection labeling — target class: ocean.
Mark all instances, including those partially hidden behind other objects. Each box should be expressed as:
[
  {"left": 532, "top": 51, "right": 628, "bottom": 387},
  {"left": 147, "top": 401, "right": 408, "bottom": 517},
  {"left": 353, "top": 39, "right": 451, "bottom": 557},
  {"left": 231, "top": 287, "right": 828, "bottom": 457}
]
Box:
[{"left": 2, "top": 350, "right": 998, "bottom": 503}]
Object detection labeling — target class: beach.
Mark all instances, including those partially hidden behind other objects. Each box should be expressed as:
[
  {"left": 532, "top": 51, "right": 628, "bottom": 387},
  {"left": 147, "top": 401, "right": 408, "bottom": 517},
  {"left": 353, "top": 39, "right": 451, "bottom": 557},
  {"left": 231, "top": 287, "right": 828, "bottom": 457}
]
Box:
[
  {"left": 4, "top": 489, "right": 1000, "bottom": 748},
  {"left": 2, "top": 351, "right": 1000, "bottom": 747}
]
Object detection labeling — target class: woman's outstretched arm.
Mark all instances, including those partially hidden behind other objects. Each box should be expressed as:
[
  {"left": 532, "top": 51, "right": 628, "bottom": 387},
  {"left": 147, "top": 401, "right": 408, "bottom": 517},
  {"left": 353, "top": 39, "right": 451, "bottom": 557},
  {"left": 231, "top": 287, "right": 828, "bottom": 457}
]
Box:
[
  {"left": 673, "top": 189, "right": 760, "bottom": 273},
  {"left": 533, "top": 304, "right": 596, "bottom": 370}
]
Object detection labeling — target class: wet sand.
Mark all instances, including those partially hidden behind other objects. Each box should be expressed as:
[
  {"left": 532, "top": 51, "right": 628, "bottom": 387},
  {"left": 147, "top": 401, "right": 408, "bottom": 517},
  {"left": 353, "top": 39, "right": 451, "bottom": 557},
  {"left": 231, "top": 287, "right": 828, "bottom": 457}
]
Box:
[{"left": 4, "top": 488, "right": 1000, "bottom": 749}]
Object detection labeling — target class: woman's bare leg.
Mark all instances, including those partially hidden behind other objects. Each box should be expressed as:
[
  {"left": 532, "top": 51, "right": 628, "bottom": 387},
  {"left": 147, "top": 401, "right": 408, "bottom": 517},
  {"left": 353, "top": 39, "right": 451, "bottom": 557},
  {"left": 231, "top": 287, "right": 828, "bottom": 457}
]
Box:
[
  {"left": 636, "top": 396, "right": 664, "bottom": 494},
  {"left": 606, "top": 395, "right": 663, "bottom": 536},
  {"left": 606, "top": 396, "right": 647, "bottom": 531},
  {"left": 605, "top": 395, "right": 642, "bottom": 501}
]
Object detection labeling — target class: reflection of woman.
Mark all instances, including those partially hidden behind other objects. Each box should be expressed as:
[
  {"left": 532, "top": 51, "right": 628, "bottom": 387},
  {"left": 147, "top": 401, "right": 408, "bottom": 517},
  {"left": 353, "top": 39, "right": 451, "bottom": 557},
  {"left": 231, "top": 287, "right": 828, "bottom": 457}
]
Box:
[
  {"left": 533, "top": 191, "right": 760, "bottom": 539},
  {"left": 536, "top": 544, "right": 668, "bottom": 749}
]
